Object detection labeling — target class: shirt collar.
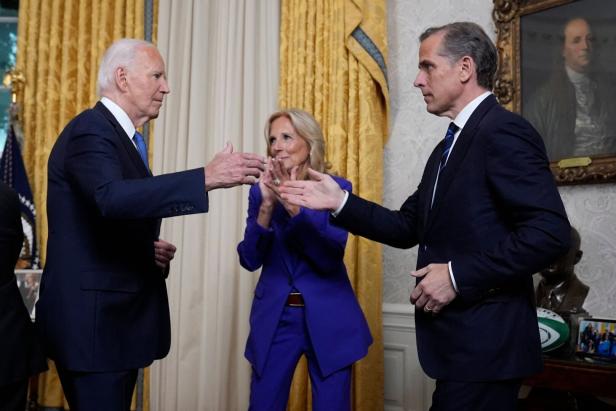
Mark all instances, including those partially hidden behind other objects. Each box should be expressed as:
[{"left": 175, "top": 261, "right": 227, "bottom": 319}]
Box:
[
  {"left": 452, "top": 91, "right": 492, "bottom": 131},
  {"left": 100, "top": 97, "right": 136, "bottom": 140},
  {"left": 565, "top": 65, "right": 590, "bottom": 84}
]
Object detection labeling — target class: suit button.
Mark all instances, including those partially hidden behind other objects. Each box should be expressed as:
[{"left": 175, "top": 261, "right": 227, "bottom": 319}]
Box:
[{"left": 424, "top": 245, "right": 428, "bottom": 251}]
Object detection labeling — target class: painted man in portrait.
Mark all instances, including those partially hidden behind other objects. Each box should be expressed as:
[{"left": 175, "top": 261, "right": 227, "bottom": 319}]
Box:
[{"left": 526, "top": 17, "right": 616, "bottom": 160}]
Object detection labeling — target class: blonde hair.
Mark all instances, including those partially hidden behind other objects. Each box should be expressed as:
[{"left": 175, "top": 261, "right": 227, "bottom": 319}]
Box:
[{"left": 264, "top": 109, "right": 329, "bottom": 173}]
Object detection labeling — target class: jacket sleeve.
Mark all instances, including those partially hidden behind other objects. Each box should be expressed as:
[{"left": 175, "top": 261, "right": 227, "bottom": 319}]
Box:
[
  {"left": 237, "top": 185, "right": 274, "bottom": 271},
  {"left": 65, "top": 125, "right": 208, "bottom": 219},
  {"left": 280, "top": 178, "right": 351, "bottom": 274},
  {"left": 452, "top": 118, "right": 570, "bottom": 301},
  {"left": 334, "top": 186, "right": 420, "bottom": 249}
]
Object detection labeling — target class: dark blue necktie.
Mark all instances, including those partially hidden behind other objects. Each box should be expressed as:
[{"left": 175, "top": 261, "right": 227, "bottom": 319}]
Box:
[
  {"left": 431, "top": 122, "right": 459, "bottom": 208},
  {"left": 133, "top": 131, "right": 149, "bottom": 168},
  {"left": 438, "top": 122, "right": 459, "bottom": 173}
]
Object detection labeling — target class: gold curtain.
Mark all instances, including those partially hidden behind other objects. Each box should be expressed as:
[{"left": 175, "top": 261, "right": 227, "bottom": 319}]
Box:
[
  {"left": 279, "top": 0, "right": 389, "bottom": 410},
  {"left": 16, "top": 1, "right": 155, "bottom": 409}
]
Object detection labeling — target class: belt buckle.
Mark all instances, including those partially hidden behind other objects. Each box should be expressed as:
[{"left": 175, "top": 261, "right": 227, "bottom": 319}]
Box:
[{"left": 287, "top": 292, "right": 304, "bottom": 307}]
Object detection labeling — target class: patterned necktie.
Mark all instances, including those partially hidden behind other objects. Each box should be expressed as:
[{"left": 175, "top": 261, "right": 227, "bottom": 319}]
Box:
[
  {"left": 133, "top": 131, "right": 149, "bottom": 168},
  {"left": 438, "top": 122, "right": 459, "bottom": 173}
]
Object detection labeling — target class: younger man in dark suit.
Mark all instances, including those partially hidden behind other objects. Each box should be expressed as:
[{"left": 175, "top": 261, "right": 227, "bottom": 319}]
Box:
[
  {"left": 0, "top": 181, "right": 47, "bottom": 411},
  {"left": 280, "top": 22, "right": 570, "bottom": 411}
]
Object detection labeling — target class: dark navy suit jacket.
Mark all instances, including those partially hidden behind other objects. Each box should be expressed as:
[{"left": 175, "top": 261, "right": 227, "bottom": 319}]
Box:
[
  {"left": 333, "top": 95, "right": 570, "bottom": 381},
  {"left": 38, "top": 102, "right": 208, "bottom": 372},
  {"left": 238, "top": 176, "right": 372, "bottom": 377}
]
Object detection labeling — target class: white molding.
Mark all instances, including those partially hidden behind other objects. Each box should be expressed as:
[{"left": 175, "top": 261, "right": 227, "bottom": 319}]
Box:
[
  {"left": 383, "top": 303, "right": 415, "bottom": 330},
  {"left": 383, "top": 303, "right": 433, "bottom": 411}
]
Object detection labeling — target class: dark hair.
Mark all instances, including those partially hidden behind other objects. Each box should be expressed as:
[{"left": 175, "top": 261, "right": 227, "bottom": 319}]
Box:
[{"left": 420, "top": 22, "right": 497, "bottom": 90}]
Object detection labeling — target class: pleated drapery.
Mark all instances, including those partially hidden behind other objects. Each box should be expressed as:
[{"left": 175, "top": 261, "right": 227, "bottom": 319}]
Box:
[
  {"left": 16, "top": 1, "right": 154, "bottom": 409},
  {"left": 150, "top": 1, "right": 279, "bottom": 409},
  {"left": 279, "top": 1, "right": 389, "bottom": 410}
]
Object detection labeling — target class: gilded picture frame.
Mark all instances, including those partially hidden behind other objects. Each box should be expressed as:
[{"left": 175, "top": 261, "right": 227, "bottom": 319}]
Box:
[{"left": 493, "top": 0, "right": 616, "bottom": 185}]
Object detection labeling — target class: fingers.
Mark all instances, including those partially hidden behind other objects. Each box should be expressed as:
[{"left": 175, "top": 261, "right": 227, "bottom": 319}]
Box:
[
  {"left": 410, "top": 265, "right": 432, "bottom": 308},
  {"left": 410, "top": 284, "right": 423, "bottom": 305},
  {"left": 411, "top": 266, "right": 429, "bottom": 278},
  {"left": 205, "top": 150, "right": 267, "bottom": 190},
  {"left": 409, "top": 264, "right": 456, "bottom": 315},
  {"left": 239, "top": 154, "right": 267, "bottom": 183},
  {"left": 410, "top": 285, "right": 438, "bottom": 313},
  {"left": 222, "top": 142, "right": 233, "bottom": 153},
  {"left": 277, "top": 179, "right": 307, "bottom": 201},
  {"left": 242, "top": 152, "right": 266, "bottom": 162},
  {"left": 307, "top": 168, "right": 323, "bottom": 181},
  {"left": 242, "top": 157, "right": 267, "bottom": 179},
  {"left": 244, "top": 158, "right": 267, "bottom": 170},
  {"left": 290, "top": 166, "right": 298, "bottom": 181},
  {"left": 270, "top": 158, "right": 290, "bottom": 184},
  {"left": 154, "top": 239, "right": 177, "bottom": 252},
  {"left": 154, "top": 240, "right": 177, "bottom": 267},
  {"left": 242, "top": 175, "right": 259, "bottom": 185},
  {"left": 242, "top": 154, "right": 267, "bottom": 170},
  {"left": 280, "top": 193, "right": 303, "bottom": 207},
  {"left": 278, "top": 180, "right": 308, "bottom": 192}
]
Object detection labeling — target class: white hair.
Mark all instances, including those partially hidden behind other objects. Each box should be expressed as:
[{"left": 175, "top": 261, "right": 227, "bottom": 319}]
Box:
[{"left": 97, "top": 38, "right": 156, "bottom": 96}]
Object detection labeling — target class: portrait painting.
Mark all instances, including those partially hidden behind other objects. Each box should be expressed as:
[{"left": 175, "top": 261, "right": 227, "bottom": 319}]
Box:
[{"left": 494, "top": 0, "right": 616, "bottom": 184}]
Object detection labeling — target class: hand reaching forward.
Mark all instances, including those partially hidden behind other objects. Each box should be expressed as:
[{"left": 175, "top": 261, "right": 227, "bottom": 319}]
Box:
[
  {"left": 409, "top": 263, "right": 457, "bottom": 315},
  {"left": 205, "top": 143, "right": 266, "bottom": 191},
  {"left": 278, "top": 168, "right": 345, "bottom": 211},
  {"left": 154, "top": 239, "right": 177, "bottom": 269}
]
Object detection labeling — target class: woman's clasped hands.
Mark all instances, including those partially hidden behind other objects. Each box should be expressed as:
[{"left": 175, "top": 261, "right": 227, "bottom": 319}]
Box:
[{"left": 260, "top": 157, "right": 300, "bottom": 217}]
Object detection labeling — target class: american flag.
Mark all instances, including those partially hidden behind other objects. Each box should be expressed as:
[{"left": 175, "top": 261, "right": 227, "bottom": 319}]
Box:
[{"left": 0, "top": 123, "right": 39, "bottom": 269}]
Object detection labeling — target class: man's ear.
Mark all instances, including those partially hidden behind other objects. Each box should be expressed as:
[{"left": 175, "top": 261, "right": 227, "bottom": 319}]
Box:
[
  {"left": 458, "top": 56, "right": 474, "bottom": 83},
  {"left": 115, "top": 67, "right": 128, "bottom": 91},
  {"left": 574, "top": 250, "right": 583, "bottom": 265}
]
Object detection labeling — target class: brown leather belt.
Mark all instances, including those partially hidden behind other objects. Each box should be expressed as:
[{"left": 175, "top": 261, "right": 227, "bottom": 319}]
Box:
[{"left": 286, "top": 292, "right": 305, "bottom": 307}]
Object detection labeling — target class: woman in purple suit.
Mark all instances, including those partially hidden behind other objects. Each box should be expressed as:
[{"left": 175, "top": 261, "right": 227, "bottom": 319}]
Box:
[{"left": 238, "top": 109, "right": 372, "bottom": 411}]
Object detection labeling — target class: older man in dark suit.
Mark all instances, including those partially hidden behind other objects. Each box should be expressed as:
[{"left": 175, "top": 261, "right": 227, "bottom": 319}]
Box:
[
  {"left": 280, "top": 22, "right": 570, "bottom": 411},
  {"left": 0, "top": 181, "right": 47, "bottom": 411},
  {"left": 38, "top": 38, "right": 265, "bottom": 410}
]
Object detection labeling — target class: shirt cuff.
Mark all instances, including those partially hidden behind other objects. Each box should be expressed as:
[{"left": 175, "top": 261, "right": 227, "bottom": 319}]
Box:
[
  {"left": 331, "top": 190, "right": 349, "bottom": 217},
  {"left": 448, "top": 261, "right": 459, "bottom": 293}
]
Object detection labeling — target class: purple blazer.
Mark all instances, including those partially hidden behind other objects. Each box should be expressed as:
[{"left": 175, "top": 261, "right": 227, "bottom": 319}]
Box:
[{"left": 238, "top": 176, "right": 372, "bottom": 377}]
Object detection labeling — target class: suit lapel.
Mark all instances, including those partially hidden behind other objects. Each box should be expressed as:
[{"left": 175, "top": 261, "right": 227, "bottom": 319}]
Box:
[
  {"left": 422, "top": 147, "right": 442, "bottom": 230},
  {"left": 426, "top": 95, "right": 498, "bottom": 229},
  {"left": 94, "top": 102, "right": 152, "bottom": 177}
]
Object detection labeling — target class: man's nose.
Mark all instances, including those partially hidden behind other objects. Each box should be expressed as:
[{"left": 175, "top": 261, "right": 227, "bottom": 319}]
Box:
[
  {"left": 161, "top": 78, "right": 170, "bottom": 94},
  {"left": 413, "top": 72, "right": 424, "bottom": 88}
]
